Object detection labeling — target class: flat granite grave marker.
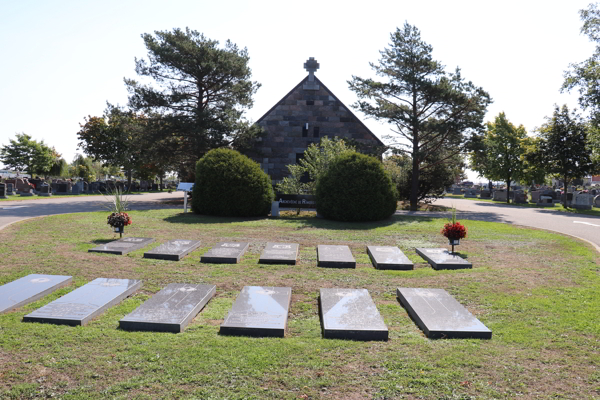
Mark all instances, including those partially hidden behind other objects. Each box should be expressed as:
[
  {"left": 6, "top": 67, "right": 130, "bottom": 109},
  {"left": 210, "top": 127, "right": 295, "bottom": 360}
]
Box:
[
  {"left": 143, "top": 240, "right": 201, "bottom": 261},
  {"left": 119, "top": 283, "right": 216, "bottom": 332},
  {"left": 258, "top": 243, "right": 299, "bottom": 265},
  {"left": 220, "top": 286, "right": 292, "bottom": 337},
  {"left": 397, "top": 287, "right": 492, "bottom": 339},
  {"left": 200, "top": 242, "right": 249, "bottom": 264},
  {"left": 0, "top": 274, "right": 72, "bottom": 314},
  {"left": 415, "top": 248, "right": 472, "bottom": 270},
  {"left": 320, "top": 288, "right": 388, "bottom": 340},
  {"left": 23, "top": 278, "right": 142, "bottom": 326},
  {"left": 367, "top": 246, "right": 413, "bottom": 270},
  {"left": 317, "top": 245, "right": 356, "bottom": 268},
  {"left": 88, "top": 237, "right": 155, "bottom": 255}
]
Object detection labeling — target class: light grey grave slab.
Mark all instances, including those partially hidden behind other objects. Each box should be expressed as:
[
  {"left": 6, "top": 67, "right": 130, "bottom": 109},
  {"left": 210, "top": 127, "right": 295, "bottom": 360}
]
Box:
[
  {"left": 317, "top": 245, "right": 356, "bottom": 268},
  {"left": 119, "top": 283, "right": 216, "bottom": 332},
  {"left": 200, "top": 242, "right": 249, "bottom": 264},
  {"left": 143, "top": 239, "right": 201, "bottom": 261},
  {"left": 258, "top": 242, "right": 299, "bottom": 265},
  {"left": 397, "top": 287, "right": 492, "bottom": 339},
  {"left": 0, "top": 274, "right": 72, "bottom": 314},
  {"left": 320, "top": 288, "right": 388, "bottom": 341},
  {"left": 415, "top": 248, "right": 472, "bottom": 270},
  {"left": 220, "top": 286, "right": 292, "bottom": 337},
  {"left": 367, "top": 246, "right": 413, "bottom": 270},
  {"left": 23, "top": 278, "right": 142, "bottom": 326},
  {"left": 88, "top": 237, "right": 155, "bottom": 255}
]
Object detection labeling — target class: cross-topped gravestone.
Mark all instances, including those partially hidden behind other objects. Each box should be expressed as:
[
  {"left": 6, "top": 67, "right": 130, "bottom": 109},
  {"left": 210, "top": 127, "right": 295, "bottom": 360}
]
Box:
[{"left": 303, "top": 57, "right": 320, "bottom": 90}]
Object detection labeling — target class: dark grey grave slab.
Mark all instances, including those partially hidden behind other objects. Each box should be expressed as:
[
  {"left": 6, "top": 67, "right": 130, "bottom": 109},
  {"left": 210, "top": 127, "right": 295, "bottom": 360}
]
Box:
[
  {"left": 119, "top": 283, "right": 216, "bottom": 332},
  {"left": 200, "top": 242, "right": 249, "bottom": 264},
  {"left": 23, "top": 278, "right": 141, "bottom": 326},
  {"left": 0, "top": 274, "right": 72, "bottom": 314},
  {"left": 367, "top": 246, "right": 413, "bottom": 270},
  {"left": 415, "top": 248, "right": 472, "bottom": 270},
  {"left": 317, "top": 245, "right": 356, "bottom": 268},
  {"left": 220, "top": 286, "right": 292, "bottom": 337},
  {"left": 397, "top": 287, "right": 491, "bottom": 339},
  {"left": 258, "top": 242, "right": 299, "bottom": 265},
  {"left": 143, "top": 239, "right": 201, "bottom": 261},
  {"left": 88, "top": 237, "right": 155, "bottom": 255},
  {"left": 320, "top": 288, "right": 388, "bottom": 341}
]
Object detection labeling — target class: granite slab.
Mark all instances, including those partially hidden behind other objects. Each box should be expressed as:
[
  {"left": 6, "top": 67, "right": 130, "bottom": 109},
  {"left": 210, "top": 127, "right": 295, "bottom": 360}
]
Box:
[
  {"left": 220, "top": 286, "right": 292, "bottom": 337},
  {"left": 23, "top": 278, "right": 142, "bottom": 326},
  {"left": 201, "top": 242, "right": 249, "bottom": 264},
  {"left": 317, "top": 245, "right": 356, "bottom": 268},
  {"left": 397, "top": 287, "right": 492, "bottom": 339},
  {"left": 88, "top": 237, "right": 155, "bottom": 255},
  {"left": 0, "top": 274, "right": 72, "bottom": 314},
  {"left": 143, "top": 240, "right": 202, "bottom": 261},
  {"left": 258, "top": 243, "right": 299, "bottom": 265},
  {"left": 367, "top": 246, "right": 413, "bottom": 270},
  {"left": 119, "top": 283, "right": 216, "bottom": 332},
  {"left": 415, "top": 248, "right": 472, "bottom": 270},
  {"left": 320, "top": 288, "right": 388, "bottom": 340}
]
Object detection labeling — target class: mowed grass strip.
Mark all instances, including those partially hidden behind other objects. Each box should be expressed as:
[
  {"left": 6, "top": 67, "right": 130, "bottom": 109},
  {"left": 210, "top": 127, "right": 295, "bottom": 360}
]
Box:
[{"left": 0, "top": 210, "right": 598, "bottom": 399}]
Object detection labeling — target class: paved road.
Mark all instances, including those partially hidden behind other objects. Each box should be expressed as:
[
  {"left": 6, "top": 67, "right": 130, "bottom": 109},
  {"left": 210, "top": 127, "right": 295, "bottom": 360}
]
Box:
[
  {"left": 397, "top": 198, "right": 600, "bottom": 252},
  {"left": 0, "top": 192, "right": 185, "bottom": 230}
]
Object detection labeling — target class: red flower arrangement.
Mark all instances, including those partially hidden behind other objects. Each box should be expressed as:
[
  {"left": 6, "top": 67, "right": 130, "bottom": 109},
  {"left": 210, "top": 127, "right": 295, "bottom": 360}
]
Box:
[
  {"left": 441, "top": 222, "right": 467, "bottom": 240},
  {"left": 107, "top": 212, "right": 132, "bottom": 228}
]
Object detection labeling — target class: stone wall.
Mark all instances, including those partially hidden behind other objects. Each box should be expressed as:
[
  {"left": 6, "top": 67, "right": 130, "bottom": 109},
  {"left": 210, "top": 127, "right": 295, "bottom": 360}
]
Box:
[{"left": 248, "top": 76, "right": 384, "bottom": 184}]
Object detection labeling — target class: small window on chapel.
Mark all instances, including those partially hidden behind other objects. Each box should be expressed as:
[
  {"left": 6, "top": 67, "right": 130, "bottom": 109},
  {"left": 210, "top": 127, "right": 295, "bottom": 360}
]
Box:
[
  {"left": 313, "top": 127, "right": 320, "bottom": 138},
  {"left": 302, "top": 123, "right": 308, "bottom": 137}
]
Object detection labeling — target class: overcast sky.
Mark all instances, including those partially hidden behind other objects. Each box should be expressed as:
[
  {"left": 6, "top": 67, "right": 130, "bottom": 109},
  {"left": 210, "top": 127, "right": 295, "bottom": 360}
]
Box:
[{"left": 0, "top": 0, "right": 596, "bottom": 181}]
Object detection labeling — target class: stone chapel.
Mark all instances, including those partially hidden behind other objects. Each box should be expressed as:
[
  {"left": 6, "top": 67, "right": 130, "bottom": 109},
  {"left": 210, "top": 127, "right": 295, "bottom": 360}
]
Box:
[{"left": 249, "top": 58, "right": 385, "bottom": 184}]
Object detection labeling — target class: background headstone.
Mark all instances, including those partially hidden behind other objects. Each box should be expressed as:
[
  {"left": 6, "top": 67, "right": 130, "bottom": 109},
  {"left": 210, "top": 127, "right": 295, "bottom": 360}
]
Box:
[
  {"left": 367, "top": 246, "right": 413, "bottom": 270},
  {"left": 320, "top": 288, "right": 388, "bottom": 340},
  {"left": 0, "top": 274, "right": 72, "bottom": 314},
  {"left": 220, "top": 286, "right": 292, "bottom": 337},
  {"left": 119, "top": 283, "right": 216, "bottom": 332},
  {"left": 492, "top": 190, "right": 507, "bottom": 201},
  {"left": 0, "top": 183, "right": 6, "bottom": 199},
  {"left": 6, "top": 183, "right": 14, "bottom": 195},
  {"left": 23, "top": 278, "right": 142, "bottom": 326}
]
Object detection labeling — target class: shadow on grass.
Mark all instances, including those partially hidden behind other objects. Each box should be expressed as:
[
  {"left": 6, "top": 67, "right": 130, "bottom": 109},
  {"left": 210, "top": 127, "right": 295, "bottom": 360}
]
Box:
[{"left": 91, "top": 239, "right": 114, "bottom": 244}]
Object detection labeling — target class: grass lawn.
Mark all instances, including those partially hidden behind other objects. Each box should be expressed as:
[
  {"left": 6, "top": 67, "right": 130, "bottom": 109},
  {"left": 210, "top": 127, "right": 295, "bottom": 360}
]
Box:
[
  {"left": 443, "top": 194, "right": 600, "bottom": 217},
  {"left": 0, "top": 210, "right": 598, "bottom": 399},
  {"left": 0, "top": 191, "right": 170, "bottom": 202}
]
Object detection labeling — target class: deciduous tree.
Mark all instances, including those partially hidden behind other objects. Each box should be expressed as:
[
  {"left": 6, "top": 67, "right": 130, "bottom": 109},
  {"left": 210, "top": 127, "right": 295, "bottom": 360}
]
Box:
[
  {"left": 348, "top": 23, "right": 491, "bottom": 210},
  {"left": 0, "top": 133, "right": 55, "bottom": 176}
]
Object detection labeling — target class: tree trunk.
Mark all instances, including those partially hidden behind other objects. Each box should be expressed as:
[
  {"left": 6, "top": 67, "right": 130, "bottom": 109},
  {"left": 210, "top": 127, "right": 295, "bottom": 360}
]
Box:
[
  {"left": 410, "top": 140, "right": 420, "bottom": 211},
  {"left": 159, "top": 174, "right": 163, "bottom": 191},
  {"left": 563, "top": 175, "right": 569, "bottom": 208},
  {"left": 506, "top": 178, "right": 511, "bottom": 204},
  {"left": 127, "top": 169, "right": 132, "bottom": 190},
  {"left": 488, "top": 179, "right": 493, "bottom": 193}
]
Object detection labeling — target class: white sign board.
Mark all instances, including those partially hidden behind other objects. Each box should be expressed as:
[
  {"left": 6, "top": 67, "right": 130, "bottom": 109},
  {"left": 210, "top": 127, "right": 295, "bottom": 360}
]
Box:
[{"left": 177, "top": 182, "right": 194, "bottom": 192}]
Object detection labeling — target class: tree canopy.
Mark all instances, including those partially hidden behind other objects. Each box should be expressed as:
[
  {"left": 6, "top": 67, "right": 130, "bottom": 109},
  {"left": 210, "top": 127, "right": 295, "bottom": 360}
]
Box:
[
  {"left": 0, "top": 133, "right": 57, "bottom": 176},
  {"left": 124, "top": 28, "right": 262, "bottom": 178},
  {"left": 348, "top": 23, "right": 491, "bottom": 210}
]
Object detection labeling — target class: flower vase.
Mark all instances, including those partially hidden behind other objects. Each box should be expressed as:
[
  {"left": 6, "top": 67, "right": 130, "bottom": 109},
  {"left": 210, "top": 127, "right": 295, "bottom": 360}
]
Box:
[
  {"left": 113, "top": 226, "right": 124, "bottom": 238},
  {"left": 448, "top": 238, "right": 459, "bottom": 254}
]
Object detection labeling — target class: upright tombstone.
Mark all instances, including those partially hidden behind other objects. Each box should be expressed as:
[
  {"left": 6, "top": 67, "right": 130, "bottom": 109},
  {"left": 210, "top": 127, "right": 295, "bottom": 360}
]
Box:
[
  {"left": 479, "top": 189, "right": 491, "bottom": 199},
  {"left": 594, "top": 195, "right": 600, "bottom": 208},
  {"left": 0, "top": 183, "right": 6, "bottom": 199},
  {"left": 415, "top": 248, "right": 472, "bottom": 270},
  {"left": 220, "top": 286, "right": 292, "bottom": 337},
  {"left": 0, "top": 274, "right": 72, "bottom": 314},
  {"left": 492, "top": 190, "right": 507, "bottom": 202},
  {"left": 452, "top": 187, "right": 462, "bottom": 195},
  {"left": 38, "top": 184, "right": 51, "bottom": 196},
  {"left": 119, "top": 283, "right": 216, "bottom": 332},
  {"left": 143, "top": 240, "right": 202, "bottom": 261},
  {"left": 317, "top": 245, "right": 356, "bottom": 268},
  {"left": 319, "top": 288, "right": 388, "bottom": 341},
  {"left": 88, "top": 237, "right": 155, "bottom": 255},
  {"left": 464, "top": 188, "right": 478, "bottom": 198},
  {"left": 23, "top": 278, "right": 142, "bottom": 326},
  {"left": 513, "top": 191, "right": 527, "bottom": 204},
  {"left": 201, "top": 242, "right": 249, "bottom": 264},
  {"left": 572, "top": 193, "right": 594, "bottom": 210},
  {"left": 397, "top": 287, "right": 492, "bottom": 339},
  {"left": 6, "top": 183, "right": 14, "bottom": 195},
  {"left": 258, "top": 243, "right": 299, "bottom": 265},
  {"left": 367, "top": 246, "right": 413, "bottom": 270}
]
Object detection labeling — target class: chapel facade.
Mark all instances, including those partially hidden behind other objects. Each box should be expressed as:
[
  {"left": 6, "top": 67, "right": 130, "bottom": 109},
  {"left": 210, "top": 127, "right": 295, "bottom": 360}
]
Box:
[{"left": 249, "top": 58, "right": 385, "bottom": 184}]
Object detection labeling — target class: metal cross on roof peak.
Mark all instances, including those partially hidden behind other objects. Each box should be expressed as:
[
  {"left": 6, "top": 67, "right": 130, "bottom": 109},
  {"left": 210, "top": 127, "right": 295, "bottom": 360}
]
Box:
[{"left": 304, "top": 57, "right": 320, "bottom": 74}]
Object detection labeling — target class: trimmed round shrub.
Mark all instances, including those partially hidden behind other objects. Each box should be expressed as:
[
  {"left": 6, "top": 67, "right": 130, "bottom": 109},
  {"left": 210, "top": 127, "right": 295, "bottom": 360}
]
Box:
[
  {"left": 192, "top": 148, "right": 274, "bottom": 217},
  {"left": 316, "top": 152, "right": 397, "bottom": 221}
]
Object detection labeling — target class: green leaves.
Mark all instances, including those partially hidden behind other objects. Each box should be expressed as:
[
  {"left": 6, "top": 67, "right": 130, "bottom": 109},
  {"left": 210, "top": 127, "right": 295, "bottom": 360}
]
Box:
[{"left": 0, "top": 133, "right": 56, "bottom": 176}]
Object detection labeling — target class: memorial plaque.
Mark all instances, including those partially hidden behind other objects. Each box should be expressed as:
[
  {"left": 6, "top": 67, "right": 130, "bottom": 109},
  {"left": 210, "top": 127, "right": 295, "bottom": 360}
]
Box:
[
  {"left": 367, "top": 246, "right": 413, "bottom": 270},
  {"left": 119, "top": 283, "right": 216, "bottom": 332},
  {"left": 220, "top": 286, "right": 292, "bottom": 337},
  {"left": 23, "top": 278, "right": 142, "bottom": 326},
  {"left": 415, "top": 248, "right": 472, "bottom": 270},
  {"left": 143, "top": 239, "right": 201, "bottom": 261},
  {"left": 258, "top": 243, "right": 299, "bottom": 265},
  {"left": 397, "top": 287, "right": 492, "bottom": 339},
  {"left": 0, "top": 274, "right": 72, "bottom": 314},
  {"left": 88, "top": 237, "right": 155, "bottom": 255},
  {"left": 317, "top": 245, "right": 356, "bottom": 268},
  {"left": 320, "top": 288, "right": 388, "bottom": 341},
  {"left": 200, "top": 242, "right": 249, "bottom": 264}
]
